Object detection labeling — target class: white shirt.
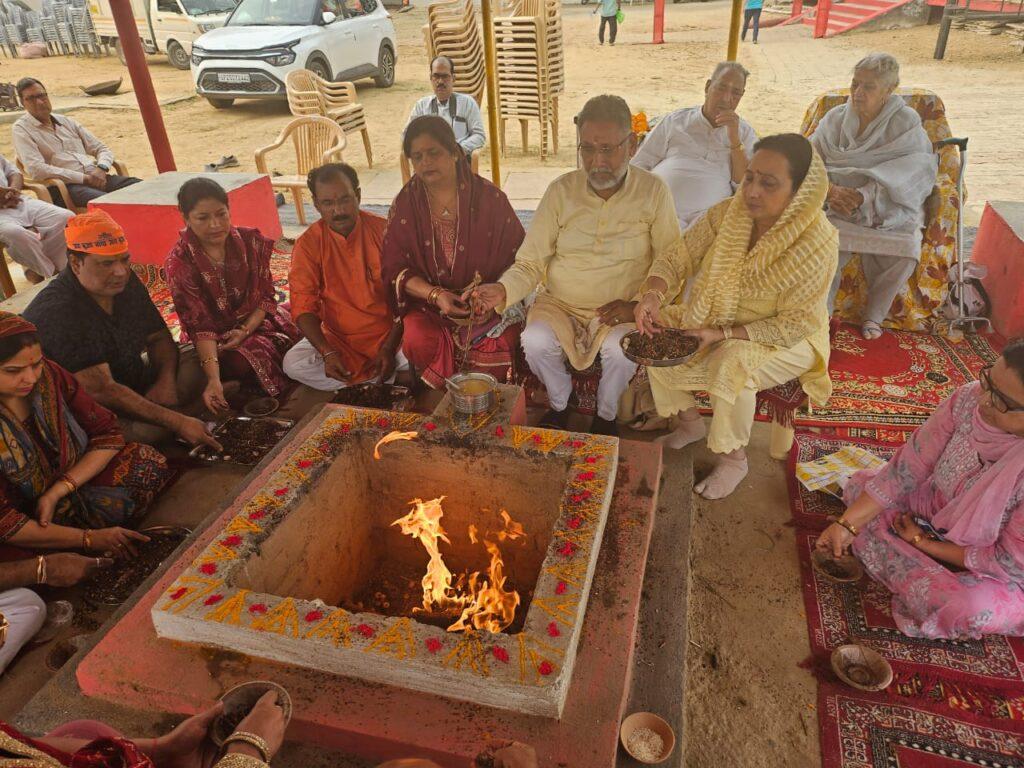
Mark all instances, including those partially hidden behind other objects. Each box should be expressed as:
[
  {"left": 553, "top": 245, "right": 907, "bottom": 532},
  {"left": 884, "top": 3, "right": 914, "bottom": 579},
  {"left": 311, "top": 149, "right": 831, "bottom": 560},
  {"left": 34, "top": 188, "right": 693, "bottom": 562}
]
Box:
[
  {"left": 631, "top": 105, "right": 757, "bottom": 230},
  {"left": 408, "top": 92, "right": 486, "bottom": 155},
  {"left": 12, "top": 113, "right": 115, "bottom": 185}
]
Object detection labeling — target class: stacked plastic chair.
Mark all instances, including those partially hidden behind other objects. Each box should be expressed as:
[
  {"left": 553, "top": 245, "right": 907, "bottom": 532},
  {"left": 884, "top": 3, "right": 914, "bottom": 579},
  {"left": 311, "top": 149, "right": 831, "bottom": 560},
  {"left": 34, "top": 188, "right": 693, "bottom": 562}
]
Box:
[
  {"left": 492, "top": 0, "right": 562, "bottom": 160},
  {"left": 423, "top": 0, "right": 486, "bottom": 105}
]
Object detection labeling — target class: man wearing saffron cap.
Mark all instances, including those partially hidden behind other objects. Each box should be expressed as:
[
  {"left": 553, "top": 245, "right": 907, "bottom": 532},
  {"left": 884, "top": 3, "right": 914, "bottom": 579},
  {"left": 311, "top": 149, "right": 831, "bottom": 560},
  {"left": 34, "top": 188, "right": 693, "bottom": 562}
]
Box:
[{"left": 23, "top": 211, "right": 221, "bottom": 449}]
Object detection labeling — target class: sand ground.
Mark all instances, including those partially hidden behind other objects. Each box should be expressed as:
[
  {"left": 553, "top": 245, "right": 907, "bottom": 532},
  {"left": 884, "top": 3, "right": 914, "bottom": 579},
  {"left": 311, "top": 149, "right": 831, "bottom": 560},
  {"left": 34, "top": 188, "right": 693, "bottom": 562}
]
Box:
[
  {"left": 0, "top": 1, "right": 1021, "bottom": 221},
  {"left": 0, "top": 6, "right": 1020, "bottom": 766}
]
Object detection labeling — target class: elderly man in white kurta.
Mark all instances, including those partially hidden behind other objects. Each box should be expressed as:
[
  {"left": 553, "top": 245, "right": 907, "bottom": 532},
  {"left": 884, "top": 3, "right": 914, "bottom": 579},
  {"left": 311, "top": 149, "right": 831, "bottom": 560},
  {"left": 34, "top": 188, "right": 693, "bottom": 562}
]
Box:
[
  {"left": 811, "top": 52, "right": 937, "bottom": 340},
  {"left": 468, "top": 95, "right": 680, "bottom": 436},
  {"left": 632, "top": 62, "right": 757, "bottom": 231},
  {"left": 0, "top": 153, "right": 73, "bottom": 282}
]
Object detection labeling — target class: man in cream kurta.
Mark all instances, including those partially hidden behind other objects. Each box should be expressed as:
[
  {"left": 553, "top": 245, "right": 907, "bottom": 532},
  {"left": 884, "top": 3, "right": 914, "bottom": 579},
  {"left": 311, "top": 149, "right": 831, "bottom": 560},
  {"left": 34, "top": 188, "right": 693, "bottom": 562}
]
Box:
[{"left": 470, "top": 95, "right": 680, "bottom": 435}]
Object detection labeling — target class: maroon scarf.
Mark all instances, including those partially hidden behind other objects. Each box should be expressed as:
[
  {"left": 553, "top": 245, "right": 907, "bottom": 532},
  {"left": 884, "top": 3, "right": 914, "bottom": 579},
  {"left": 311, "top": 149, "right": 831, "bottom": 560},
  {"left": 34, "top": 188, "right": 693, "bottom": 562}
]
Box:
[{"left": 380, "top": 160, "right": 525, "bottom": 317}]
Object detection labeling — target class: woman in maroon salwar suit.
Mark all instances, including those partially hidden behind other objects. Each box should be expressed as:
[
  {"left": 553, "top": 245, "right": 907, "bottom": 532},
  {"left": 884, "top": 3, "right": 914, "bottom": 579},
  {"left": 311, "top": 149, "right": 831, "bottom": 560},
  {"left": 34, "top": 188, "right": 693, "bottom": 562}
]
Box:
[
  {"left": 381, "top": 116, "right": 526, "bottom": 388},
  {"left": 165, "top": 178, "right": 298, "bottom": 412}
]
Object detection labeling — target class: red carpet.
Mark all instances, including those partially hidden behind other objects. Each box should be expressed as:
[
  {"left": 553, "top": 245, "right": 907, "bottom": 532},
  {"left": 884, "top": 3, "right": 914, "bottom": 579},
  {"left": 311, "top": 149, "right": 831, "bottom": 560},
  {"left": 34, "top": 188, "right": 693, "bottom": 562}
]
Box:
[{"left": 800, "top": 323, "right": 1004, "bottom": 429}]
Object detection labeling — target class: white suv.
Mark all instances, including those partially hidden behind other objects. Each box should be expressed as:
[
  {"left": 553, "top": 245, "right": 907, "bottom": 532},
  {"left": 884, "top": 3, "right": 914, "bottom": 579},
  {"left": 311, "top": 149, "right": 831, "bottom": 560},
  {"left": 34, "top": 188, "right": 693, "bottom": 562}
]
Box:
[{"left": 190, "top": 0, "right": 397, "bottom": 108}]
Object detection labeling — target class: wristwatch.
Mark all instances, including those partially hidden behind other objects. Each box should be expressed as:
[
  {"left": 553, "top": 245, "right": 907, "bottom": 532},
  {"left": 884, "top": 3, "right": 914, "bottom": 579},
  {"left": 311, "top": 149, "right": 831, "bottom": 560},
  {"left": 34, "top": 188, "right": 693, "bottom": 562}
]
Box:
[{"left": 97, "top": 163, "right": 110, "bottom": 172}]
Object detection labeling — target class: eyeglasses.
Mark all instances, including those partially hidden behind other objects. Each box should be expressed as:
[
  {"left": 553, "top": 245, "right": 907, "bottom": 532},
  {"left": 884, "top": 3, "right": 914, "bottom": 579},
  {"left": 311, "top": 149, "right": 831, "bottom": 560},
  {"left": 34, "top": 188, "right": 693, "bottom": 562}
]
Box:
[
  {"left": 577, "top": 135, "right": 631, "bottom": 159},
  {"left": 430, "top": 73, "right": 453, "bottom": 81},
  {"left": 979, "top": 364, "right": 1024, "bottom": 413}
]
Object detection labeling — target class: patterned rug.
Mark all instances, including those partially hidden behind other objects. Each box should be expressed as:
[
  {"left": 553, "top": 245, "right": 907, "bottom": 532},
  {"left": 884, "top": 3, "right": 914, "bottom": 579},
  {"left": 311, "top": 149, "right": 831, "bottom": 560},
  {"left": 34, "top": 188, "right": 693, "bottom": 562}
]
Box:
[
  {"left": 800, "top": 323, "right": 1004, "bottom": 430},
  {"left": 787, "top": 431, "right": 901, "bottom": 530},
  {"left": 133, "top": 250, "right": 293, "bottom": 342},
  {"left": 818, "top": 685, "right": 1024, "bottom": 768}
]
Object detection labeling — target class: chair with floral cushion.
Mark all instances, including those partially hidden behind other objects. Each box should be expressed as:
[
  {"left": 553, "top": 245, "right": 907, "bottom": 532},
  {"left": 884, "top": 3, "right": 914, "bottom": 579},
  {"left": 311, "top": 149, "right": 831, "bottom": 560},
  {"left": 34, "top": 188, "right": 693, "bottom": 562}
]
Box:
[{"left": 801, "top": 88, "right": 961, "bottom": 332}]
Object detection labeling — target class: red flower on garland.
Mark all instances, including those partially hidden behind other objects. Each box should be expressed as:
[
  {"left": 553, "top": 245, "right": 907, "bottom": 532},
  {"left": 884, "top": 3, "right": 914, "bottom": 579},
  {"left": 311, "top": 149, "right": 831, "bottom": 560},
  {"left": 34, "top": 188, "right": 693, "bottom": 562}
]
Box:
[
  {"left": 377, "top": 418, "right": 390, "bottom": 429},
  {"left": 495, "top": 426, "right": 505, "bottom": 437},
  {"left": 538, "top": 661, "right": 554, "bottom": 676},
  {"left": 199, "top": 563, "right": 217, "bottom": 575},
  {"left": 273, "top": 487, "right": 289, "bottom": 497},
  {"left": 576, "top": 471, "right": 595, "bottom": 482},
  {"left": 304, "top": 610, "right": 324, "bottom": 623},
  {"left": 425, "top": 638, "right": 443, "bottom": 654},
  {"left": 221, "top": 535, "right": 242, "bottom": 547},
  {"left": 585, "top": 456, "right": 597, "bottom": 464},
  {"left": 423, "top": 422, "right": 437, "bottom": 432},
  {"left": 558, "top": 541, "right": 576, "bottom": 557},
  {"left": 297, "top": 459, "right": 313, "bottom": 469},
  {"left": 357, "top": 624, "right": 375, "bottom": 638},
  {"left": 492, "top": 647, "right": 510, "bottom": 663},
  {"left": 249, "top": 603, "right": 268, "bottom": 615},
  {"left": 204, "top": 594, "right": 223, "bottom": 606},
  {"left": 547, "top": 622, "right": 561, "bottom": 638},
  {"left": 169, "top": 587, "right": 187, "bottom": 600},
  {"left": 555, "top": 582, "right": 568, "bottom": 595}
]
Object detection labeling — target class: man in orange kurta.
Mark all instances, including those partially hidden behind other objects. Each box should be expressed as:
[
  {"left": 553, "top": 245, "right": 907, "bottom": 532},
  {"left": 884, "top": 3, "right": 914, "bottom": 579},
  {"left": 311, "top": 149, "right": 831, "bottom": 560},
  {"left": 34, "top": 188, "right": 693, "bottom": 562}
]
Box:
[{"left": 283, "top": 163, "right": 404, "bottom": 390}]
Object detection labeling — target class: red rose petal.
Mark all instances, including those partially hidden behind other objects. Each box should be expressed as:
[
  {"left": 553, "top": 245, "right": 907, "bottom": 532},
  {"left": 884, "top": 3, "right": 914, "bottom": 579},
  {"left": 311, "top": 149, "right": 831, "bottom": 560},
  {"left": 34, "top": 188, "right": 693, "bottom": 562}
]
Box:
[
  {"left": 340, "top": 424, "right": 351, "bottom": 433},
  {"left": 425, "top": 637, "right": 443, "bottom": 654},
  {"left": 377, "top": 418, "right": 390, "bottom": 428},
  {"left": 305, "top": 610, "right": 324, "bottom": 622},
  {"left": 423, "top": 422, "right": 437, "bottom": 432},
  {"left": 249, "top": 603, "right": 268, "bottom": 614},
  {"left": 297, "top": 459, "right": 313, "bottom": 469},
  {"left": 249, "top": 510, "right": 266, "bottom": 520},
  {"left": 204, "top": 594, "right": 223, "bottom": 606},
  {"left": 492, "top": 646, "right": 510, "bottom": 663},
  {"left": 568, "top": 517, "right": 583, "bottom": 530},
  {"left": 576, "top": 471, "right": 595, "bottom": 482},
  {"left": 581, "top": 490, "right": 593, "bottom": 500},
  {"left": 558, "top": 541, "right": 576, "bottom": 557},
  {"left": 555, "top": 582, "right": 568, "bottom": 595},
  {"left": 169, "top": 587, "right": 187, "bottom": 600},
  {"left": 547, "top": 622, "right": 561, "bottom": 637},
  {"left": 571, "top": 440, "right": 584, "bottom": 448},
  {"left": 199, "top": 563, "right": 217, "bottom": 575},
  {"left": 585, "top": 456, "right": 597, "bottom": 464},
  {"left": 495, "top": 426, "right": 505, "bottom": 437},
  {"left": 532, "top": 434, "right": 543, "bottom": 444},
  {"left": 357, "top": 623, "right": 375, "bottom": 638},
  {"left": 320, "top": 441, "right": 332, "bottom": 452},
  {"left": 538, "top": 661, "right": 554, "bottom": 676},
  {"left": 221, "top": 535, "right": 242, "bottom": 547},
  {"left": 274, "top": 487, "right": 289, "bottom": 497}
]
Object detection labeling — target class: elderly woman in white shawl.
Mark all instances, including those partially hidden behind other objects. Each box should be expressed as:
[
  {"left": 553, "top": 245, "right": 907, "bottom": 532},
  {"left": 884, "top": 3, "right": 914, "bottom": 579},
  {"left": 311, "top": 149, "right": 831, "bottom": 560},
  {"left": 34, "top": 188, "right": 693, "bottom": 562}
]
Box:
[{"left": 810, "top": 52, "right": 938, "bottom": 340}]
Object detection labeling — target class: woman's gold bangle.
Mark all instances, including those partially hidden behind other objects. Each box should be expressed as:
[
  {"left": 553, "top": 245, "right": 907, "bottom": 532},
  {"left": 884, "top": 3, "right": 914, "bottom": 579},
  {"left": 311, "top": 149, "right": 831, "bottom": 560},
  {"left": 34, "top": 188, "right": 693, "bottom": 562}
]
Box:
[
  {"left": 911, "top": 533, "right": 923, "bottom": 546},
  {"left": 222, "top": 732, "right": 270, "bottom": 763},
  {"left": 835, "top": 518, "right": 858, "bottom": 537},
  {"left": 201, "top": 356, "right": 220, "bottom": 367},
  {"left": 36, "top": 555, "right": 47, "bottom": 585},
  {"left": 82, "top": 529, "right": 93, "bottom": 551},
  {"left": 721, "top": 326, "right": 733, "bottom": 340},
  {"left": 643, "top": 288, "right": 666, "bottom": 305}
]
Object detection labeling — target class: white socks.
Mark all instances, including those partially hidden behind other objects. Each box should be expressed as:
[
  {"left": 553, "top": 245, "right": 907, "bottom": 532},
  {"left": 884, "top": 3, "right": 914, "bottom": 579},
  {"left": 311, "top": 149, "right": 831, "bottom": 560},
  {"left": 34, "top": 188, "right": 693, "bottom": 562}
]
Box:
[
  {"left": 694, "top": 453, "right": 749, "bottom": 500},
  {"left": 656, "top": 416, "right": 707, "bottom": 449}
]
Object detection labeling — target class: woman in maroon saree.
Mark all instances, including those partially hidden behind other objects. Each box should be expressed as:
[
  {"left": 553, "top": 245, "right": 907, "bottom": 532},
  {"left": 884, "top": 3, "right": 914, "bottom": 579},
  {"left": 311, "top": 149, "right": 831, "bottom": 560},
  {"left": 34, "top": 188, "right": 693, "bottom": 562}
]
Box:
[
  {"left": 166, "top": 178, "right": 298, "bottom": 412},
  {"left": 381, "top": 116, "right": 525, "bottom": 389}
]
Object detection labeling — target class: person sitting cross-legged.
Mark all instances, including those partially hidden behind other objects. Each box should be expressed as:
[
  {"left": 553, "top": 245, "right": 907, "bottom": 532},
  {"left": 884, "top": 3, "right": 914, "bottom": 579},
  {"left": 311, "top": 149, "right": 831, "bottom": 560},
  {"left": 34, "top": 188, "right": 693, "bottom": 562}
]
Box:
[
  {"left": 22, "top": 211, "right": 221, "bottom": 450},
  {"left": 284, "top": 163, "right": 405, "bottom": 390},
  {"left": 166, "top": 178, "right": 299, "bottom": 411},
  {"left": 469, "top": 95, "right": 680, "bottom": 436},
  {"left": 12, "top": 78, "right": 141, "bottom": 209},
  {"left": 634, "top": 134, "right": 838, "bottom": 499}
]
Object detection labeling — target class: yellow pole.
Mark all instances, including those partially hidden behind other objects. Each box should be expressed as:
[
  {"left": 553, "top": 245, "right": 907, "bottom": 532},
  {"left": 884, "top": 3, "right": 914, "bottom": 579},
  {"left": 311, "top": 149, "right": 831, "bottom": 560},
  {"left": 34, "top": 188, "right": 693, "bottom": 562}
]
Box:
[
  {"left": 481, "top": 0, "right": 503, "bottom": 187},
  {"left": 726, "top": 0, "right": 743, "bottom": 60}
]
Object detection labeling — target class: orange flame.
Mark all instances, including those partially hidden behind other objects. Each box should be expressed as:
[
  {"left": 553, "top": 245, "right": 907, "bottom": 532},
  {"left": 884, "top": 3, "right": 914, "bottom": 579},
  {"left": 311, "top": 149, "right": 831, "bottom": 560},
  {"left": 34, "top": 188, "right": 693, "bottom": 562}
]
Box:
[
  {"left": 391, "top": 497, "right": 524, "bottom": 634},
  {"left": 373, "top": 430, "right": 418, "bottom": 460}
]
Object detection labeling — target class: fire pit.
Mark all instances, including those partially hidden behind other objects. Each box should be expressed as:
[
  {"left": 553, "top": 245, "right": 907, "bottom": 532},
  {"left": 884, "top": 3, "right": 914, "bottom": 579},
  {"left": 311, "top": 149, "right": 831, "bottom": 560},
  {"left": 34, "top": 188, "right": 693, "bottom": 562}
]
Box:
[{"left": 152, "top": 406, "right": 618, "bottom": 718}]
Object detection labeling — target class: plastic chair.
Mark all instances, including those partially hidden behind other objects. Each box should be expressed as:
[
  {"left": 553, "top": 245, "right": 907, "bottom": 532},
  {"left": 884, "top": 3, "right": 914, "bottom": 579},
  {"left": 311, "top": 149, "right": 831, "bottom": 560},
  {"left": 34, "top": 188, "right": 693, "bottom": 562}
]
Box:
[
  {"left": 15, "top": 157, "right": 130, "bottom": 213},
  {"left": 254, "top": 116, "right": 347, "bottom": 226},
  {"left": 286, "top": 69, "right": 373, "bottom": 168}
]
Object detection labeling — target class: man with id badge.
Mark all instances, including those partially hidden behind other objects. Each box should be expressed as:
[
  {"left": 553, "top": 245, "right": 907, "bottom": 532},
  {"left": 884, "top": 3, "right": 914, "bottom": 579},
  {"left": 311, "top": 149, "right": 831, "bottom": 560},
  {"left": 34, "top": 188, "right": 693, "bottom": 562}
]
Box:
[{"left": 408, "top": 56, "right": 486, "bottom": 158}]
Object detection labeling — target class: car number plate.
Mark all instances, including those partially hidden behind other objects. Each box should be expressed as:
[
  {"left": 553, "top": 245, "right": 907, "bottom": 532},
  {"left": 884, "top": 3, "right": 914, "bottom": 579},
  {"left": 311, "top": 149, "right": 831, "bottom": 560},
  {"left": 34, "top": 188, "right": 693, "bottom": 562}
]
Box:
[{"left": 217, "top": 72, "right": 251, "bottom": 84}]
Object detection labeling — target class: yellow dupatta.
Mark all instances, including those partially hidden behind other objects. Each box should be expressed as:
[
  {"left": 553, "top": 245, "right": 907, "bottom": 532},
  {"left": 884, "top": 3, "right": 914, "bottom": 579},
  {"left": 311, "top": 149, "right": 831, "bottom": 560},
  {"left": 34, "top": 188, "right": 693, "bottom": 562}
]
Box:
[{"left": 648, "top": 152, "right": 839, "bottom": 406}]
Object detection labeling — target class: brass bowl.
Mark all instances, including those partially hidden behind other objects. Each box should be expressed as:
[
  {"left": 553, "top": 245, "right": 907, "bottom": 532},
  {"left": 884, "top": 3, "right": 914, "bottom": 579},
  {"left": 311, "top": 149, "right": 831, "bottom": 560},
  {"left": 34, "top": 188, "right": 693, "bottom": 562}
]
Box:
[
  {"left": 211, "top": 680, "right": 292, "bottom": 746},
  {"left": 447, "top": 372, "right": 498, "bottom": 416},
  {"left": 620, "top": 329, "right": 699, "bottom": 367}
]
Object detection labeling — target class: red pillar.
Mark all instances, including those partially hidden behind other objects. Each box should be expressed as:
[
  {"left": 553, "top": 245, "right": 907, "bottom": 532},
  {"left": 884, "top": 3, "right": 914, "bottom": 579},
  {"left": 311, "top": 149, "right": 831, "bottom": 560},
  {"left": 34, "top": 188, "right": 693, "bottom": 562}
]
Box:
[
  {"left": 813, "top": 0, "right": 831, "bottom": 37},
  {"left": 109, "top": 0, "right": 176, "bottom": 172},
  {"left": 653, "top": 0, "right": 665, "bottom": 44},
  {"left": 791, "top": 0, "right": 804, "bottom": 16}
]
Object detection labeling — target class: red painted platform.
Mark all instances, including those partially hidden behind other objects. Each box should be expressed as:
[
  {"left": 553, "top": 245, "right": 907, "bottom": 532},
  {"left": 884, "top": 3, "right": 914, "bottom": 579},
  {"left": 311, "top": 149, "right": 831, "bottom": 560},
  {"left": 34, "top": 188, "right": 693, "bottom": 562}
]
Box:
[
  {"left": 973, "top": 201, "right": 1024, "bottom": 340},
  {"left": 75, "top": 438, "right": 663, "bottom": 767},
  {"left": 89, "top": 172, "right": 282, "bottom": 267}
]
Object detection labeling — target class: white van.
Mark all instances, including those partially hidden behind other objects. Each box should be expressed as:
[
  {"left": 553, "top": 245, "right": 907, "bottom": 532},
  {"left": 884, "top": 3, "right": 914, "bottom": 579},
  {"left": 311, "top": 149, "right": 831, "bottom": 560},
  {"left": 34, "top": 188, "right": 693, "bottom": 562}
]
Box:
[
  {"left": 190, "top": 0, "right": 397, "bottom": 109},
  {"left": 88, "top": 0, "right": 233, "bottom": 69}
]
